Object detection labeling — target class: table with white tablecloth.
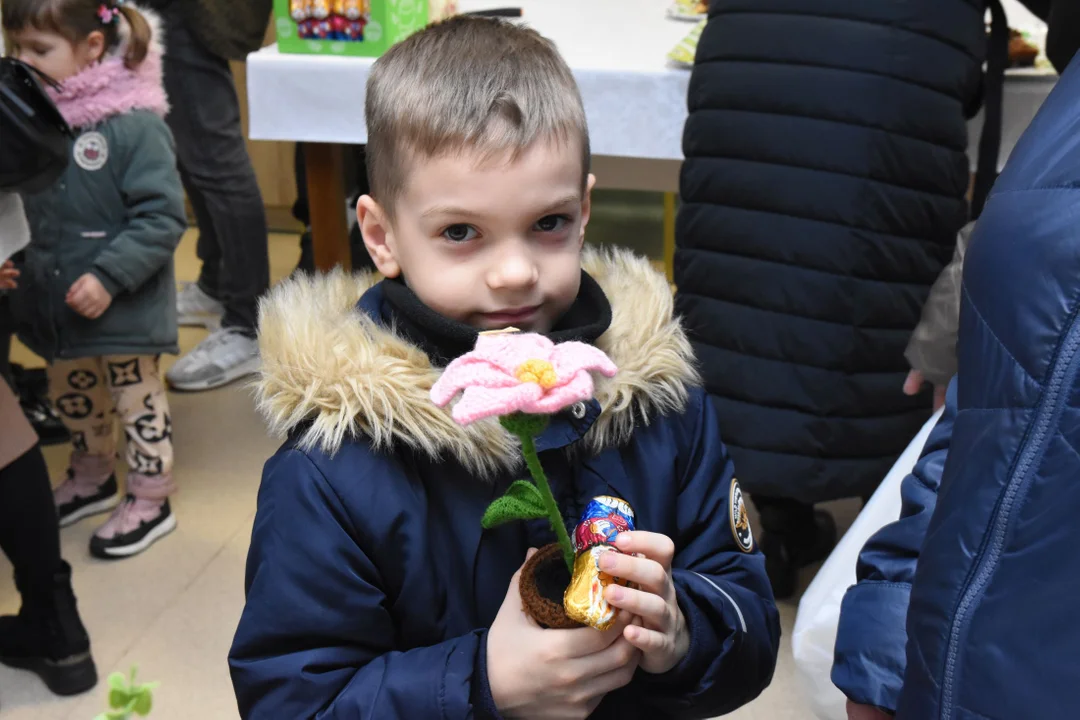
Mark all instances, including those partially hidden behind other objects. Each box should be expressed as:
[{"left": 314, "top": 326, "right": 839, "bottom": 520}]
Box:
[{"left": 246, "top": 0, "right": 1058, "bottom": 270}]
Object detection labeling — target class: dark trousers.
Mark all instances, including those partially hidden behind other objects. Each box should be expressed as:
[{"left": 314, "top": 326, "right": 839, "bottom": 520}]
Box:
[
  {"left": 292, "top": 144, "right": 376, "bottom": 273},
  {"left": 0, "top": 443, "right": 62, "bottom": 598},
  {"left": 161, "top": 11, "right": 269, "bottom": 334},
  {"left": 753, "top": 495, "right": 816, "bottom": 540}
]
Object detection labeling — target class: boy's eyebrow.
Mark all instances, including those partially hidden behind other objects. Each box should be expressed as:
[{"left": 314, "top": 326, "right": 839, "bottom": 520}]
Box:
[{"left": 421, "top": 194, "right": 582, "bottom": 220}]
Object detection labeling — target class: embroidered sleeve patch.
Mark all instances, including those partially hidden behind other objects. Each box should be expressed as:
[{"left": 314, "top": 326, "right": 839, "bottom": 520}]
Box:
[{"left": 729, "top": 480, "right": 754, "bottom": 553}]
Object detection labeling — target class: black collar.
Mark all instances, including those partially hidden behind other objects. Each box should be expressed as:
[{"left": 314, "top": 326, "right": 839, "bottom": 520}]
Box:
[{"left": 380, "top": 271, "right": 613, "bottom": 367}]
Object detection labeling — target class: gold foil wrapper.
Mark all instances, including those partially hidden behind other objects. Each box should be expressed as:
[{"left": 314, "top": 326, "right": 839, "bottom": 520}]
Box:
[{"left": 563, "top": 546, "right": 629, "bottom": 630}]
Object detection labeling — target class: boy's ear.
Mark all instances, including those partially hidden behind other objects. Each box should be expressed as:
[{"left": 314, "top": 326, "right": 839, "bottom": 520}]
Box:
[
  {"left": 578, "top": 174, "right": 597, "bottom": 247},
  {"left": 357, "top": 195, "right": 401, "bottom": 278}
]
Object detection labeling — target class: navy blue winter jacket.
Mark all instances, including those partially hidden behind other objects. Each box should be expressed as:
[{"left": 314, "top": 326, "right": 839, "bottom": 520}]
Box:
[
  {"left": 228, "top": 249, "right": 780, "bottom": 718},
  {"left": 832, "top": 56, "right": 1080, "bottom": 717}
]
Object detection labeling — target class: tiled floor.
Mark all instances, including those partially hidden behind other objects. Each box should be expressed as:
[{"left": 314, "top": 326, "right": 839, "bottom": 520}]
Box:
[{"left": 0, "top": 227, "right": 858, "bottom": 719}]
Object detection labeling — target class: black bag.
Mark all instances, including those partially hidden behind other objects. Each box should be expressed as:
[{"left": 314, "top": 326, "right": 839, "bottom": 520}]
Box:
[{"left": 0, "top": 57, "right": 73, "bottom": 194}]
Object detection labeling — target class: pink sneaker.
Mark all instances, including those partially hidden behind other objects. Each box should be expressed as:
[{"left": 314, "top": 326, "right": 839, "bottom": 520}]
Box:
[
  {"left": 89, "top": 473, "right": 177, "bottom": 560},
  {"left": 54, "top": 453, "right": 119, "bottom": 528}
]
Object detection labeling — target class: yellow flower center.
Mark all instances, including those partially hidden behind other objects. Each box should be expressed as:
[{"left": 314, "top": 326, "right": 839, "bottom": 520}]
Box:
[{"left": 515, "top": 359, "right": 558, "bottom": 390}]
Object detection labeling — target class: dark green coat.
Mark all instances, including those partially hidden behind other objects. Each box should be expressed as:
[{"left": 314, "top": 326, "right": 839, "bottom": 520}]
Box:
[
  {"left": 144, "top": 0, "right": 274, "bottom": 60},
  {"left": 14, "top": 110, "right": 185, "bottom": 362}
]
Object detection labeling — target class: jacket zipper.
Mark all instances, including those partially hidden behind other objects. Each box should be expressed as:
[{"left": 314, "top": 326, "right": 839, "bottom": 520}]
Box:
[{"left": 940, "top": 308, "right": 1080, "bottom": 716}]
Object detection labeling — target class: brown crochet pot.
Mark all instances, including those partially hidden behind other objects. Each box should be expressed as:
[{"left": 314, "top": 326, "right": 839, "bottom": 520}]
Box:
[{"left": 519, "top": 543, "right": 583, "bottom": 630}]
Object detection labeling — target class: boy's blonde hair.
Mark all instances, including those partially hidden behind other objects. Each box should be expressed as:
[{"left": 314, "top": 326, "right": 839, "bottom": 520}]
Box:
[{"left": 365, "top": 16, "right": 590, "bottom": 215}]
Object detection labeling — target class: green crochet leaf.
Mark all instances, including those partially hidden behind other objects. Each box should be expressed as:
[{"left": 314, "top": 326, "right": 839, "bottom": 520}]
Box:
[
  {"left": 481, "top": 480, "right": 547, "bottom": 528},
  {"left": 108, "top": 673, "right": 127, "bottom": 691},
  {"left": 500, "top": 413, "right": 549, "bottom": 438}
]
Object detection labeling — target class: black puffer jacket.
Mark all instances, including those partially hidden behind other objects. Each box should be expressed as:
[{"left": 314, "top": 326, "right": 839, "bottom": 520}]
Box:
[{"left": 674, "top": 0, "right": 987, "bottom": 504}]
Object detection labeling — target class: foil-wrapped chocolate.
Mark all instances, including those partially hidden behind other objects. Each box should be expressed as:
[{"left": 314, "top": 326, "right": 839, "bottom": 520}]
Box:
[
  {"left": 564, "top": 496, "right": 636, "bottom": 630},
  {"left": 572, "top": 496, "right": 635, "bottom": 552}
]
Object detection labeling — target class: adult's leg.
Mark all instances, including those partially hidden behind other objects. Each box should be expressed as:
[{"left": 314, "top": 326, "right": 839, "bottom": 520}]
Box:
[
  {"left": 0, "top": 444, "right": 97, "bottom": 696},
  {"left": 0, "top": 297, "right": 13, "bottom": 387},
  {"left": 753, "top": 495, "right": 836, "bottom": 600},
  {"left": 160, "top": 13, "right": 269, "bottom": 334},
  {"left": 294, "top": 143, "right": 315, "bottom": 273},
  {"left": 0, "top": 447, "right": 61, "bottom": 602},
  {"left": 179, "top": 162, "right": 223, "bottom": 299}
]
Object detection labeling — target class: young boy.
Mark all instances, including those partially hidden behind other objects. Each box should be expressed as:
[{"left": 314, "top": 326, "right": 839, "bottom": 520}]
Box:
[{"left": 229, "top": 17, "right": 779, "bottom": 719}]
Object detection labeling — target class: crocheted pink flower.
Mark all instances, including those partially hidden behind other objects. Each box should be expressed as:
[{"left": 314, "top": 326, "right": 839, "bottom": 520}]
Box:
[{"left": 431, "top": 333, "right": 618, "bottom": 425}]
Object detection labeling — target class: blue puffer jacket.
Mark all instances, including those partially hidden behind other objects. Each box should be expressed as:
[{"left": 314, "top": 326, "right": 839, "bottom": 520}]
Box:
[
  {"left": 832, "top": 57, "right": 1080, "bottom": 717},
  {"left": 674, "top": 0, "right": 987, "bottom": 503},
  {"left": 228, "top": 249, "right": 781, "bottom": 719}
]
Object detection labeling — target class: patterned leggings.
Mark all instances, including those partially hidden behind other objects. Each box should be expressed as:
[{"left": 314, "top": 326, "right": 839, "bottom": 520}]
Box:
[{"left": 48, "top": 356, "right": 174, "bottom": 479}]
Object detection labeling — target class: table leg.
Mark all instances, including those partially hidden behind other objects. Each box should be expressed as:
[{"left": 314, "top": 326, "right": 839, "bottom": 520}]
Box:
[
  {"left": 304, "top": 143, "right": 351, "bottom": 272},
  {"left": 663, "top": 192, "right": 677, "bottom": 283}
]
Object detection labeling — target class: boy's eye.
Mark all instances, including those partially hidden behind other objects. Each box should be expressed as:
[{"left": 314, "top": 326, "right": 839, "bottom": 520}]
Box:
[
  {"left": 535, "top": 215, "right": 570, "bottom": 233},
  {"left": 443, "top": 224, "right": 477, "bottom": 243}
]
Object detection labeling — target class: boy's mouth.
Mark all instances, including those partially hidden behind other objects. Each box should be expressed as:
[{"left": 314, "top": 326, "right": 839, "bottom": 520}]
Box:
[{"left": 480, "top": 305, "right": 541, "bottom": 328}]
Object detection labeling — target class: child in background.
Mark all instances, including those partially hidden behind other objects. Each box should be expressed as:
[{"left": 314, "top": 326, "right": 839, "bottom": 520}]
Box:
[
  {"left": 230, "top": 17, "right": 780, "bottom": 719},
  {"left": 2, "top": 0, "right": 185, "bottom": 559}
]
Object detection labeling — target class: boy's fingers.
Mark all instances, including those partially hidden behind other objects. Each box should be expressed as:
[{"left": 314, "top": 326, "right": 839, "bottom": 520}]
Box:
[
  {"left": 599, "top": 552, "right": 668, "bottom": 594},
  {"left": 604, "top": 585, "right": 671, "bottom": 630},
  {"left": 612, "top": 532, "right": 675, "bottom": 568},
  {"left": 558, "top": 610, "right": 632, "bottom": 659},
  {"left": 623, "top": 625, "right": 670, "bottom": 655},
  {"left": 576, "top": 655, "right": 640, "bottom": 700},
  {"left": 575, "top": 636, "right": 640, "bottom": 679}
]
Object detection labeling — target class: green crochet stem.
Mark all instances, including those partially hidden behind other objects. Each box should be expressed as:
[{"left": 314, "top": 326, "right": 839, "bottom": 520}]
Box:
[{"left": 501, "top": 414, "right": 576, "bottom": 572}]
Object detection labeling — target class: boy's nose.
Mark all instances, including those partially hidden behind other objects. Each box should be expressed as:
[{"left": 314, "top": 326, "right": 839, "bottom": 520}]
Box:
[{"left": 488, "top": 249, "right": 539, "bottom": 290}]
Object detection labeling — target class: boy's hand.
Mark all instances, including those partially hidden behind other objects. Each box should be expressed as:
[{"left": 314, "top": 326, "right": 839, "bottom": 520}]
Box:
[
  {"left": 601, "top": 531, "right": 690, "bottom": 674},
  {"left": 0, "top": 261, "right": 18, "bottom": 290},
  {"left": 487, "top": 548, "right": 641, "bottom": 719},
  {"left": 66, "top": 273, "right": 112, "bottom": 319}
]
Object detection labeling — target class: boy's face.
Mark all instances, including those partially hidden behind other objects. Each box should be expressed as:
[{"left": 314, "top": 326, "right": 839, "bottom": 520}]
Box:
[{"left": 359, "top": 138, "right": 594, "bottom": 334}]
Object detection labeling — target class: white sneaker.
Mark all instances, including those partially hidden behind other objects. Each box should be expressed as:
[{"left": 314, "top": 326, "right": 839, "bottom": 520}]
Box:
[
  {"left": 177, "top": 282, "right": 225, "bottom": 329},
  {"left": 165, "top": 327, "right": 260, "bottom": 391}
]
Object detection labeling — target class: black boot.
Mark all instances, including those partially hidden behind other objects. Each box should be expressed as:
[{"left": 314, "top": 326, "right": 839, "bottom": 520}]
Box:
[
  {"left": 0, "top": 560, "right": 97, "bottom": 696},
  {"left": 757, "top": 500, "right": 837, "bottom": 600},
  {"left": 10, "top": 364, "right": 69, "bottom": 446}
]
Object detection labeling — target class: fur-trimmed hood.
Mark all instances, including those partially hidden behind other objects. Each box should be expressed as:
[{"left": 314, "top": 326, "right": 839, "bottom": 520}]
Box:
[
  {"left": 256, "top": 247, "right": 701, "bottom": 477},
  {"left": 48, "top": 5, "right": 168, "bottom": 129}
]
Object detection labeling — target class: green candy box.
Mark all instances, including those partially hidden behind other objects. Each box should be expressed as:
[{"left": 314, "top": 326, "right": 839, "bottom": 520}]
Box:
[{"left": 273, "top": 1, "right": 457, "bottom": 58}]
